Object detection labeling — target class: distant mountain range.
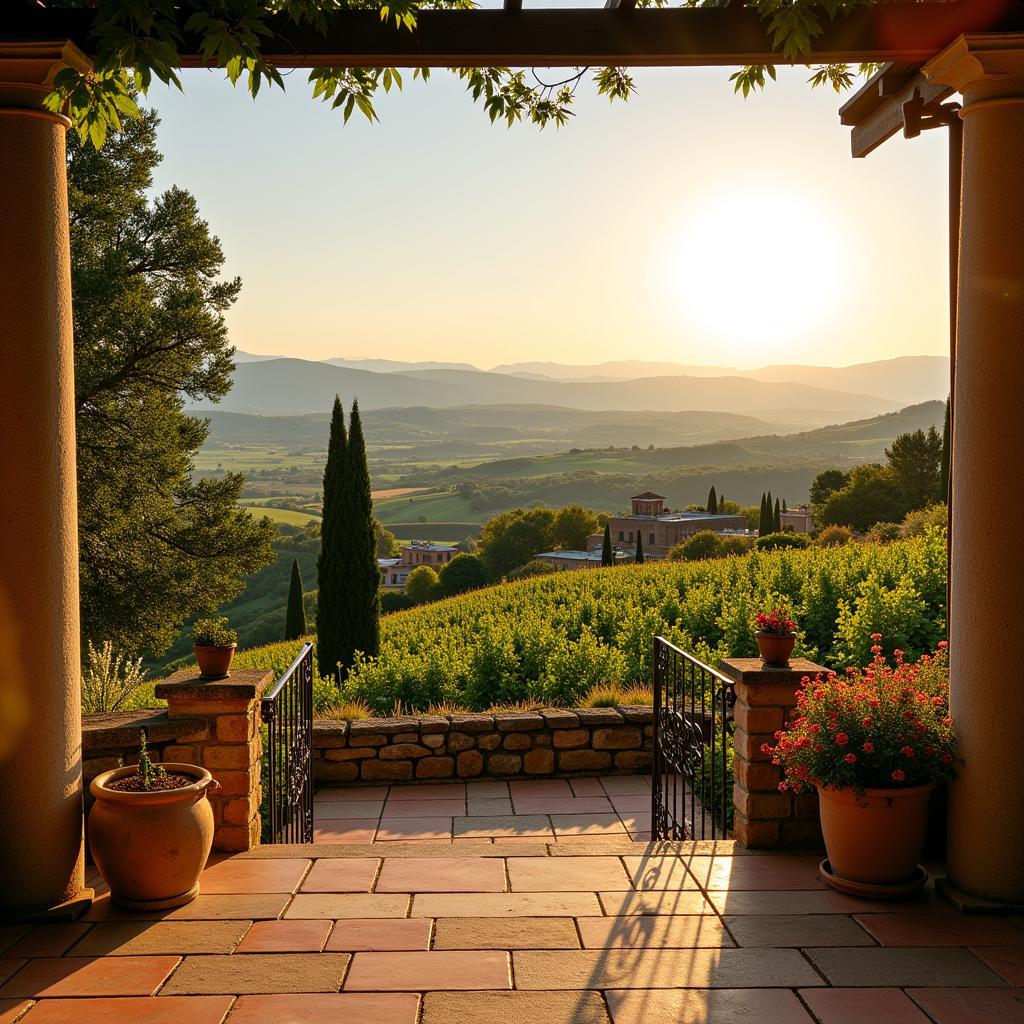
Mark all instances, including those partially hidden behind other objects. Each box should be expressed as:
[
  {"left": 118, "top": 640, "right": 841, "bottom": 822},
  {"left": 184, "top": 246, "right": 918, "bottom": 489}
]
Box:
[{"left": 210, "top": 355, "right": 930, "bottom": 427}]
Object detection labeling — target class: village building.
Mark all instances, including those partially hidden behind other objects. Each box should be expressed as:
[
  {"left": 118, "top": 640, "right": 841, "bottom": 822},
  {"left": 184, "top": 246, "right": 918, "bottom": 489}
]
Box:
[
  {"left": 536, "top": 548, "right": 629, "bottom": 570},
  {"left": 379, "top": 541, "right": 459, "bottom": 589},
  {"left": 781, "top": 504, "right": 815, "bottom": 534}
]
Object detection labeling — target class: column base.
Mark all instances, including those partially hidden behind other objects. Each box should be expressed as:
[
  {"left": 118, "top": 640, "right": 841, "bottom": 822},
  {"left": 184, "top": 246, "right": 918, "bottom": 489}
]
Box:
[
  {"left": 4, "top": 886, "right": 95, "bottom": 923},
  {"left": 936, "top": 877, "right": 1024, "bottom": 915}
]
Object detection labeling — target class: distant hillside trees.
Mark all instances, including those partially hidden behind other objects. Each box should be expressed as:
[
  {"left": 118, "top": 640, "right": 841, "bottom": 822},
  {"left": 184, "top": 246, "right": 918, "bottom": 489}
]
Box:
[
  {"left": 284, "top": 559, "right": 306, "bottom": 640},
  {"left": 885, "top": 426, "right": 944, "bottom": 509},
  {"left": 552, "top": 505, "right": 600, "bottom": 551},
  {"left": 477, "top": 508, "right": 557, "bottom": 579},
  {"left": 317, "top": 397, "right": 380, "bottom": 681},
  {"left": 809, "top": 469, "right": 850, "bottom": 510},
  {"left": 69, "top": 107, "right": 273, "bottom": 656},
  {"left": 818, "top": 465, "right": 913, "bottom": 532}
]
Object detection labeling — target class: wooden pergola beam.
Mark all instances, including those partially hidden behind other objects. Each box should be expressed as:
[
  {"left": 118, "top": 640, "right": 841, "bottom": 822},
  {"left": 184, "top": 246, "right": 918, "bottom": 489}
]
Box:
[{"left": 7, "top": 1, "right": 1023, "bottom": 69}]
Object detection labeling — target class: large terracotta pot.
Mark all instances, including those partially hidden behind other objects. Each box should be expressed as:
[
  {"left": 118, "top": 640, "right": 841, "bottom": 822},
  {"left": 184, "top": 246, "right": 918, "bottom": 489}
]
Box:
[
  {"left": 194, "top": 642, "right": 236, "bottom": 679},
  {"left": 817, "top": 781, "right": 935, "bottom": 885},
  {"left": 89, "top": 764, "right": 219, "bottom": 910},
  {"left": 755, "top": 631, "right": 796, "bottom": 668}
]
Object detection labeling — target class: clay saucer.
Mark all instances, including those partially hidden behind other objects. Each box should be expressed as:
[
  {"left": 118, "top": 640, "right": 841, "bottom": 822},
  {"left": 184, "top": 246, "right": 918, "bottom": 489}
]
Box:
[{"left": 819, "top": 858, "right": 928, "bottom": 900}]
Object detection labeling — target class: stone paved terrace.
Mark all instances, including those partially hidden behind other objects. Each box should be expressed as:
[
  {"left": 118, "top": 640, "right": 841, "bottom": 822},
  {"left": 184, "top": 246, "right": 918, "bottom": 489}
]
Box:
[{"left": 1, "top": 778, "right": 1023, "bottom": 1023}]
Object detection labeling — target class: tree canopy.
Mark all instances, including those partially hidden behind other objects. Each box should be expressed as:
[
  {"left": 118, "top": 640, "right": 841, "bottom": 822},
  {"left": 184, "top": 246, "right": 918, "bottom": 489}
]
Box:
[
  {"left": 45, "top": 1, "right": 880, "bottom": 148},
  {"left": 70, "top": 108, "right": 274, "bottom": 656}
]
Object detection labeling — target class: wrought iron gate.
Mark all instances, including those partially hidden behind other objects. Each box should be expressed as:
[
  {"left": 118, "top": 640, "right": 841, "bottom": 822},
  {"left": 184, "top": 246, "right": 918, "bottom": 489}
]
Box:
[
  {"left": 651, "top": 636, "right": 736, "bottom": 840},
  {"left": 261, "top": 642, "right": 314, "bottom": 843}
]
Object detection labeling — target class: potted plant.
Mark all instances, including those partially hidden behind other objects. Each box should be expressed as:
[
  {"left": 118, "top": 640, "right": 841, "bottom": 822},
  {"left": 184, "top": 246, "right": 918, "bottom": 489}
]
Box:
[
  {"left": 193, "top": 616, "right": 237, "bottom": 679},
  {"left": 765, "top": 638, "right": 958, "bottom": 897},
  {"left": 754, "top": 607, "right": 798, "bottom": 667},
  {"left": 89, "top": 730, "right": 219, "bottom": 910}
]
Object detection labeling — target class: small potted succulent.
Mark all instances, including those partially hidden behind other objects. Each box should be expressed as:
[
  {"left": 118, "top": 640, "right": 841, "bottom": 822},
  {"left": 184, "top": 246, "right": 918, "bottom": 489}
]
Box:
[
  {"left": 754, "top": 607, "right": 798, "bottom": 667},
  {"left": 193, "top": 616, "right": 237, "bottom": 679},
  {"left": 89, "top": 730, "right": 219, "bottom": 910},
  {"left": 765, "top": 638, "right": 958, "bottom": 897}
]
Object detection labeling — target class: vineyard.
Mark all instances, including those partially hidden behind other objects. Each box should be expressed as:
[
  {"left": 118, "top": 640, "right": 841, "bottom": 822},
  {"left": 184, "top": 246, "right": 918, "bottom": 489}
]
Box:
[{"left": 233, "top": 530, "right": 947, "bottom": 716}]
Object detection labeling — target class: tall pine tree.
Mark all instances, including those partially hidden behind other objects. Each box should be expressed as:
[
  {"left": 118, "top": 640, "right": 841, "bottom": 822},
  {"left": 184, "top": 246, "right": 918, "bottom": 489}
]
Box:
[
  {"left": 707, "top": 486, "right": 718, "bottom": 514},
  {"left": 317, "top": 397, "right": 347, "bottom": 680},
  {"left": 284, "top": 558, "right": 306, "bottom": 641},
  {"left": 338, "top": 399, "right": 381, "bottom": 677},
  {"left": 601, "top": 523, "right": 614, "bottom": 566},
  {"left": 634, "top": 531, "right": 644, "bottom": 565},
  {"left": 774, "top": 498, "right": 781, "bottom": 533}
]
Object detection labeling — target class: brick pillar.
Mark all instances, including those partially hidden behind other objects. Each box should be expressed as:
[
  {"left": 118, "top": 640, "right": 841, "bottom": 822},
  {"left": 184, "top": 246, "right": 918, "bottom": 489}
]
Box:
[
  {"left": 719, "top": 657, "right": 828, "bottom": 850},
  {"left": 154, "top": 669, "right": 272, "bottom": 852}
]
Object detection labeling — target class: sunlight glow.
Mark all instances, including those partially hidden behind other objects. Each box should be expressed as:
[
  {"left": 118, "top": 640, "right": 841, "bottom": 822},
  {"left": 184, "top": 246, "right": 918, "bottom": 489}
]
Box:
[{"left": 669, "top": 189, "right": 843, "bottom": 358}]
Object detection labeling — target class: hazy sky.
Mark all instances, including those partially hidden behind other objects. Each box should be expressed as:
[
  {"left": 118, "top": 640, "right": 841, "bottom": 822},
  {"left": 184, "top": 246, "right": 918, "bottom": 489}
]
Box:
[{"left": 148, "top": 63, "right": 952, "bottom": 369}]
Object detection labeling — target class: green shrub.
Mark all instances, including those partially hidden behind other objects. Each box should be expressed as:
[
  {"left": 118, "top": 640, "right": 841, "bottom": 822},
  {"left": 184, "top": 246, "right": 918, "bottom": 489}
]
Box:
[
  {"left": 381, "top": 592, "right": 414, "bottom": 614},
  {"left": 405, "top": 565, "right": 441, "bottom": 605},
  {"left": 81, "top": 640, "right": 151, "bottom": 714},
  {"left": 192, "top": 617, "right": 237, "bottom": 646},
  {"left": 755, "top": 532, "right": 810, "bottom": 552},
  {"left": 507, "top": 559, "right": 557, "bottom": 580},
  {"left": 816, "top": 525, "right": 853, "bottom": 547},
  {"left": 901, "top": 503, "right": 947, "bottom": 538}
]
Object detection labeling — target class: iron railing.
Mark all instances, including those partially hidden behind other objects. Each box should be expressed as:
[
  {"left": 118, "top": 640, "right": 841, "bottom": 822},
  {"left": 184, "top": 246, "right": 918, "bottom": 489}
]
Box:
[
  {"left": 651, "top": 636, "right": 736, "bottom": 840},
  {"left": 260, "top": 642, "right": 314, "bottom": 843}
]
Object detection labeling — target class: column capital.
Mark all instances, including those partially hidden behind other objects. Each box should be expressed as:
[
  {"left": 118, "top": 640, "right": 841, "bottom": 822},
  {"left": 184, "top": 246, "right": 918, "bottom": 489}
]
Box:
[
  {"left": 923, "top": 32, "right": 1024, "bottom": 94},
  {"left": 0, "top": 40, "right": 91, "bottom": 120}
]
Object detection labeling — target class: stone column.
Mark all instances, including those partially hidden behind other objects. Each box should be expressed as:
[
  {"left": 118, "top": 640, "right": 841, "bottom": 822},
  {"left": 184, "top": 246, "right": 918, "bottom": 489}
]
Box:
[
  {"left": 155, "top": 669, "right": 273, "bottom": 851},
  {"left": 719, "top": 658, "right": 829, "bottom": 850},
  {"left": 923, "top": 33, "right": 1024, "bottom": 904},
  {"left": 0, "top": 41, "right": 93, "bottom": 917}
]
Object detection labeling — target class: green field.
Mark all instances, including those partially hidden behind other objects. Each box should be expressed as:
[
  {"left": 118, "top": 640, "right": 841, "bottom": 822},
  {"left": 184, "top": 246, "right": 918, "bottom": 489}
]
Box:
[
  {"left": 241, "top": 505, "right": 321, "bottom": 526},
  {"left": 374, "top": 490, "right": 483, "bottom": 524}
]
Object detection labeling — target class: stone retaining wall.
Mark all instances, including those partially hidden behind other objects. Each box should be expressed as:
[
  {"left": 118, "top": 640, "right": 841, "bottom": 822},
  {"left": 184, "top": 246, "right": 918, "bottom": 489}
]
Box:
[{"left": 314, "top": 706, "right": 653, "bottom": 784}]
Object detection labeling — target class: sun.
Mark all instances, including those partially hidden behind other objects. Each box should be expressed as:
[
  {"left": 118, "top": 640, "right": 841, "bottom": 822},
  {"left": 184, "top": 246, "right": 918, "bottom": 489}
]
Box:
[{"left": 669, "top": 189, "right": 842, "bottom": 360}]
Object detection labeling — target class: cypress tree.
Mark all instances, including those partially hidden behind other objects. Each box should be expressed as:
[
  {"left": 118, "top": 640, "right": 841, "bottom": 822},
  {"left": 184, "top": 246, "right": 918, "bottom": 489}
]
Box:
[
  {"left": 707, "top": 486, "right": 718, "bottom": 514},
  {"left": 634, "top": 531, "right": 644, "bottom": 565},
  {"left": 774, "top": 497, "right": 781, "bottom": 533},
  {"left": 601, "top": 523, "right": 613, "bottom": 566},
  {"left": 317, "top": 396, "right": 347, "bottom": 680},
  {"left": 336, "top": 399, "right": 380, "bottom": 679},
  {"left": 939, "top": 396, "right": 951, "bottom": 500},
  {"left": 758, "top": 493, "right": 769, "bottom": 536},
  {"left": 783, "top": 498, "right": 788, "bottom": 513},
  {"left": 284, "top": 558, "right": 306, "bottom": 641}
]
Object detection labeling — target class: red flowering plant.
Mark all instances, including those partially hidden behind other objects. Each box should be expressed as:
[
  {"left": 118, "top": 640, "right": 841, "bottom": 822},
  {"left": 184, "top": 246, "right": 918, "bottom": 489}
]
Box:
[
  {"left": 754, "top": 608, "right": 797, "bottom": 635},
  {"left": 764, "top": 637, "right": 959, "bottom": 793}
]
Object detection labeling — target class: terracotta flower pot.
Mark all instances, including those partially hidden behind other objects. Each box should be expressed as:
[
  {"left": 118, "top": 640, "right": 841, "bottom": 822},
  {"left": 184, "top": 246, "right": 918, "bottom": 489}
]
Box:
[
  {"left": 817, "top": 781, "right": 935, "bottom": 886},
  {"left": 89, "top": 764, "right": 219, "bottom": 910},
  {"left": 755, "top": 631, "right": 796, "bottom": 668},
  {"left": 194, "top": 642, "right": 236, "bottom": 679}
]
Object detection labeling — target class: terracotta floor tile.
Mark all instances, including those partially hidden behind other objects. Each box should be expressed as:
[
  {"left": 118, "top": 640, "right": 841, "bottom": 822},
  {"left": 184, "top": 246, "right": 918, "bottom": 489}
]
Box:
[
  {"left": 376, "top": 818, "right": 453, "bottom": 841},
  {"left": 15, "top": 996, "right": 233, "bottom": 1023},
  {"left": 325, "top": 919, "right": 432, "bottom": 952},
  {"left": 228, "top": 993, "right": 419, "bottom": 1024},
  {"left": 0, "top": 965, "right": 25, "bottom": 989},
  {"left": 309, "top": 801, "right": 383, "bottom": 819},
  {"left": 466, "top": 799, "right": 513, "bottom": 816},
  {"left": 600, "top": 776, "right": 651, "bottom": 795},
  {"left": 235, "top": 920, "right": 332, "bottom": 953},
  {"left": 550, "top": 814, "right": 627, "bottom": 836},
  {"left": 0, "top": 928, "right": 30, "bottom": 957},
  {"left": 685, "top": 854, "right": 826, "bottom": 891},
  {"left": 569, "top": 779, "right": 607, "bottom": 798},
  {"left": 577, "top": 914, "right": 731, "bottom": 949},
  {"left": 381, "top": 800, "right": 465, "bottom": 818},
  {"left": 608, "top": 795, "right": 653, "bottom": 813},
  {"left": 285, "top": 894, "right": 410, "bottom": 920},
  {"left": 855, "top": 914, "right": 1024, "bottom": 947},
  {"left": 300, "top": 858, "right": 380, "bottom": 893},
  {"left": 388, "top": 784, "right": 466, "bottom": 801},
  {"left": 344, "top": 950, "right": 510, "bottom": 991},
  {"left": 68, "top": 921, "right": 248, "bottom": 956},
  {"left": 376, "top": 858, "right": 506, "bottom": 893},
  {"left": 507, "top": 857, "right": 630, "bottom": 892},
  {"left": 508, "top": 780, "right": 573, "bottom": 798},
  {"left": 432, "top": 917, "right": 578, "bottom": 950},
  {"left": 513, "top": 947, "right": 822, "bottom": 989},
  {"left": 605, "top": 989, "right": 814, "bottom": 1024},
  {"left": 453, "top": 816, "right": 553, "bottom": 839},
  {"left": 0, "top": 999, "right": 32, "bottom": 1024},
  {"left": 726, "top": 914, "right": 875, "bottom": 947},
  {"left": 628, "top": 831, "right": 653, "bottom": 843},
  {"left": 412, "top": 892, "right": 602, "bottom": 918},
  {"left": 315, "top": 786, "right": 389, "bottom": 801},
  {"left": 800, "top": 987, "right": 933, "bottom": 1024},
  {"left": 1, "top": 925, "right": 92, "bottom": 958},
  {"left": 160, "top": 952, "right": 349, "bottom": 994},
  {"left": 616, "top": 814, "right": 651, "bottom": 833},
  {"left": 82, "top": 892, "right": 287, "bottom": 922},
  {"left": 512, "top": 798, "right": 614, "bottom": 816},
  {"left": 313, "top": 821, "right": 378, "bottom": 844},
  {"left": 805, "top": 946, "right": 1007, "bottom": 987},
  {"left": 0, "top": 956, "right": 179, "bottom": 998},
  {"left": 422, "top": 990, "right": 610, "bottom": 1024},
  {"left": 598, "top": 889, "right": 713, "bottom": 916},
  {"left": 971, "top": 946, "right": 1024, "bottom": 986},
  {"left": 374, "top": 838, "right": 453, "bottom": 846},
  {"left": 199, "top": 858, "right": 310, "bottom": 894},
  {"left": 909, "top": 987, "right": 1024, "bottom": 1023},
  {"left": 623, "top": 855, "right": 701, "bottom": 891},
  {"left": 465, "top": 782, "right": 510, "bottom": 799},
  {"left": 708, "top": 890, "right": 898, "bottom": 916}
]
